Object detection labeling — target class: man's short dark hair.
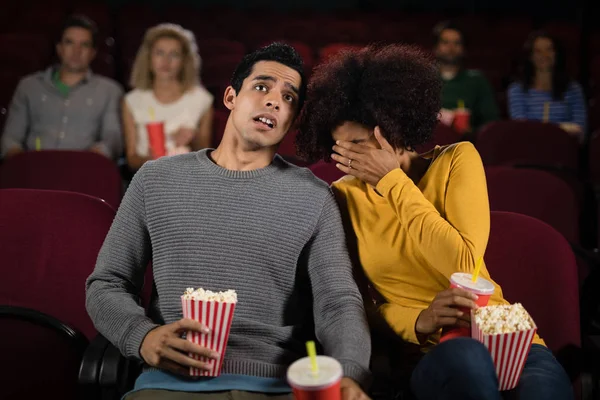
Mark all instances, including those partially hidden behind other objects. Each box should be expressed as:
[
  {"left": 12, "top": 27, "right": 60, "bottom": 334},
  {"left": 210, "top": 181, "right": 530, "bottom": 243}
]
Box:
[
  {"left": 230, "top": 42, "right": 306, "bottom": 111},
  {"left": 432, "top": 20, "right": 466, "bottom": 47},
  {"left": 58, "top": 14, "right": 99, "bottom": 48}
]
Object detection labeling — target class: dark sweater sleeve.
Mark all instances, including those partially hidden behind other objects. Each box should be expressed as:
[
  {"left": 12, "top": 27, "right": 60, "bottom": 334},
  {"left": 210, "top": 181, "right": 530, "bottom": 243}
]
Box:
[
  {"left": 85, "top": 163, "right": 157, "bottom": 360},
  {"left": 306, "top": 191, "right": 372, "bottom": 387}
]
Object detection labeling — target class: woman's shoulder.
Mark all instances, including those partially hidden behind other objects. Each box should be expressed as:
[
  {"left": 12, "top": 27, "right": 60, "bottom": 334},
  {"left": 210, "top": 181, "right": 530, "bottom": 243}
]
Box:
[
  {"left": 507, "top": 81, "right": 525, "bottom": 93},
  {"left": 125, "top": 88, "right": 152, "bottom": 104},
  {"left": 433, "top": 142, "right": 481, "bottom": 166}
]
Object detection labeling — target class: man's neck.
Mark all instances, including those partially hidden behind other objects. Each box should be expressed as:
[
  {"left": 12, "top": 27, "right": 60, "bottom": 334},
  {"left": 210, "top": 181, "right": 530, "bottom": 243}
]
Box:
[
  {"left": 439, "top": 64, "right": 460, "bottom": 80},
  {"left": 59, "top": 67, "right": 87, "bottom": 86},
  {"left": 210, "top": 134, "right": 276, "bottom": 172}
]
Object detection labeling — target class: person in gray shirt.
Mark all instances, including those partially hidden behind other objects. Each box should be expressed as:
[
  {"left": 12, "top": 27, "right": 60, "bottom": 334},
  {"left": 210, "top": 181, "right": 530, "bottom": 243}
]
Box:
[
  {"left": 86, "top": 43, "right": 372, "bottom": 400},
  {"left": 1, "top": 15, "right": 123, "bottom": 160}
]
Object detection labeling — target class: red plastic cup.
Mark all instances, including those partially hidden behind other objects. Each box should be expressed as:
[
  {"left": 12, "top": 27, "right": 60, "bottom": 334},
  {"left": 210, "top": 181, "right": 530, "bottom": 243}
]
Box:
[
  {"left": 146, "top": 121, "right": 166, "bottom": 159},
  {"left": 439, "top": 272, "right": 495, "bottom": 343},
  {"left": 181, "top": 297, "right": 236, "bottom": 376},
  {"left": 453, "top": 109, "right": 471, "bottom": 134},
  {"left": 287, "top": 356, "right": 343, "bottom": 400}
]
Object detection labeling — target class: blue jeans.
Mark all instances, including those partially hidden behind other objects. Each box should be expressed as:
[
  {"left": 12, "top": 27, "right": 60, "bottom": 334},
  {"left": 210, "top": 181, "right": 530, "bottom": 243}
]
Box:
[{"left": 410, "top": 338, "right": 573, "bottom": 400}]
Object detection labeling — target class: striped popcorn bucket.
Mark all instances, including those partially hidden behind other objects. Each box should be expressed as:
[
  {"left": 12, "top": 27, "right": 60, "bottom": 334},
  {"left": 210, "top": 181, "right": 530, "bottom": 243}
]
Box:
[
  {"left": 181, "top": 297, "right": 236, "bottom": 377},
  {"left": 471, "top": 310, "right": 537, "bottom": 391}
]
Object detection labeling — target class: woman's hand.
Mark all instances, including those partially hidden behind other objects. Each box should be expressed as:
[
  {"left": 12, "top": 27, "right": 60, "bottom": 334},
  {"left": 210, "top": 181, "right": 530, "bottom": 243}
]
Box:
[
  {"left": 340, "top": 377, "right": 371, "bottom": 400},
  {"left": 174, "top": 127, "right": 196, "bottom": 147},
  {"left": 331, "top": 127, "right": 400, "bottom": 187},
  {"left": 559, "top": 122, "right": 584, "bottom": 139},
  {"left": 415, "top": 287, "right": 478, "bottom": 335}
]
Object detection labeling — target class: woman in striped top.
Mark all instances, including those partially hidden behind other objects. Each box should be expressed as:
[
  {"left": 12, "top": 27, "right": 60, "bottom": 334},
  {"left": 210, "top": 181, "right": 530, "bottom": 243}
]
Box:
[{"left": 507, "top": 31, "right": 587, "bottom": 140}]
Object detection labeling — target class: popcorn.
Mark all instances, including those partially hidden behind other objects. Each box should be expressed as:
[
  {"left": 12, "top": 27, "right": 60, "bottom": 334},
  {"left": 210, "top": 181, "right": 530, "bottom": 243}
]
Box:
[
  {"left": 473, "top": 303, "right": 533, "bottom": 335},
  {"left": 471, "top": 303, "right": 538, "bottom": 390},
  {"left": 181, "top": 288, "right": 238, "bottom": 376},
  {"left": 183, "top": 287, "right": 237, "bottom": 303}
]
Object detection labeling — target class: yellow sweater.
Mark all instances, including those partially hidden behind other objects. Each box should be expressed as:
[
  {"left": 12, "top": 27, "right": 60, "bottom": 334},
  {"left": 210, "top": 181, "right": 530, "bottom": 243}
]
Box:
[{"left": 332, "top": 142, "right": 544, "bottom": 349}]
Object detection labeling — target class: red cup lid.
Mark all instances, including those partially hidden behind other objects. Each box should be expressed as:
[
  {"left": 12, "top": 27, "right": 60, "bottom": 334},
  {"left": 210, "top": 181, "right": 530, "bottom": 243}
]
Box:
[
  {"left": 287, "top": 356, "right": 343, "bottom": 391},
  {"left": 450, "top": 272, "right": 495, "bottom": 295}
]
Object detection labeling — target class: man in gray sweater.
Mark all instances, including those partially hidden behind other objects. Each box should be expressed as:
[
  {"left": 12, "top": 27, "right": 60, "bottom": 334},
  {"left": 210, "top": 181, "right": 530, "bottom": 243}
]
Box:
[{"left": 86, "top": 43, "right": 371, "bottom": 400}]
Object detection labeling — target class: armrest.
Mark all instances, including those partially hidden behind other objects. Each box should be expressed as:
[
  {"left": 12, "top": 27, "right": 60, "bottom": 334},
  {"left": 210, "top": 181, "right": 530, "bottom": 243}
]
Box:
[
  {"left": 99, "top": 342, "right": 128, "bottom": 387},
  {"left": 79, "top": 334, "right": 111, "bottom": 386},
  {"left": 98, "top": 341, "right": 143, "bottom": 398}
]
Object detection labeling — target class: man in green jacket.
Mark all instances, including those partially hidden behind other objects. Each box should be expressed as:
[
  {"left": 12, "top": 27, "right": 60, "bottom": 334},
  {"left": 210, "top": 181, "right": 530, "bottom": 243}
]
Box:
[{"left": 433, "top": 21, "right": 499, "bottom": 136}]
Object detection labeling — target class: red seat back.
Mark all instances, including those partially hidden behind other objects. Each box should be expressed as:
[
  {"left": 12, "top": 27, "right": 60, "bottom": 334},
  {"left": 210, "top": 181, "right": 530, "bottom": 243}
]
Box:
[
  {"left": 476, "top": 121, "right": 579, "bottom": 171},
  {"left": 212, "top": 109, "right": 229, "bottom": 146},
  {"left": 0, "top": 189, "right": 116, "bottom": 340},
  {"left": 0, "top": 150, "right": 123, "bottom": 209},
  {"left": 309, "top": 160, "right": 346, "bottom": 185},
  {"left": 486, "top": 211, "right": 580, "bottom": 352},
  {"left": 415, "top": 123, "right": 463, "bottom": 153},
  {"left": 485, "top": 166, "right": 579, "bottom": 243}
]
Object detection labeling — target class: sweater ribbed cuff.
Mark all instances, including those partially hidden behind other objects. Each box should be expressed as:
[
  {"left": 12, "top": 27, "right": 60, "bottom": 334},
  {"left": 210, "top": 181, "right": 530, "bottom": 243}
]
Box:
[
  {"left": 340, "top": 360, "right": 372, "bottom": 389},
  {"left": 124, "top": 319, "right": 160, "bottom": 360}
]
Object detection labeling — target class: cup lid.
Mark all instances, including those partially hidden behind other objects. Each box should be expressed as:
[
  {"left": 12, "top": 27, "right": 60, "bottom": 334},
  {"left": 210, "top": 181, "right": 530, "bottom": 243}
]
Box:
[
  {"left": 450, "top": 272, "right": 495, "bottom": 295},
  {"left": 287, "top": 356, "right": 343, "bottom": 390}
]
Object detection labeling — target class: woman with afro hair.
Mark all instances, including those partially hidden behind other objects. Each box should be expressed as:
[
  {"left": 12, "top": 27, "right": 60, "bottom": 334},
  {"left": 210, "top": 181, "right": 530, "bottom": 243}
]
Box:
[{"left": 296, "top": 44, "right": 571, "bottom": 400}]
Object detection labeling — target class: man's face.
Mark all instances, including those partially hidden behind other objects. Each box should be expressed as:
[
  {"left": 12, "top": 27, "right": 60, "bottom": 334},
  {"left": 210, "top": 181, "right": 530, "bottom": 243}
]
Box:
[
  {"left": 224, "top": 60, "right": 302, "bottom": 150},
  {"left": 56, "top": 27, "right": 96, "bottom": 73},
  {"left": 434, "top": 29, "right": 464, "bottom": 66}
]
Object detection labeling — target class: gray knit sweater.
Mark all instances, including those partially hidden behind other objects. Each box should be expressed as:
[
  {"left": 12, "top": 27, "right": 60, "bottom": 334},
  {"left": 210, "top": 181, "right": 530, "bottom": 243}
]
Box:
[{"left": 86, "top": 149, "right": 371, "bottom": 386}]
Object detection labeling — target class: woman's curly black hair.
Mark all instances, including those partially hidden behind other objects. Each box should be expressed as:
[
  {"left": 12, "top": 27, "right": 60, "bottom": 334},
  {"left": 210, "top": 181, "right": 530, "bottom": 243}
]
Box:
[{"left": 296, "top": 44, "right": 442, "bottom": 162}]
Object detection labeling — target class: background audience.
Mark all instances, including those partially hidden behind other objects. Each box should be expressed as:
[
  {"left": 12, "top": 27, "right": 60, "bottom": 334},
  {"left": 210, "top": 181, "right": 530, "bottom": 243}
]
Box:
[
  {"left": 1, "top": 14, "right": 123, "bottom": 160},
  {"left": 123, "top": 23, "right": 213, "bottom": 170},
  {"left": 508, "top": 31, "right": 587, "bottom": 140},
  {"left": 433, "top": 21, "right": 499, "bottom": 136}
]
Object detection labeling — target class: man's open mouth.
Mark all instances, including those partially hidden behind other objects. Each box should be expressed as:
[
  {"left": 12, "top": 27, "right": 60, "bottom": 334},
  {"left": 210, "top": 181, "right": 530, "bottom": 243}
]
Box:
[{"left": 253, "top": 116, "right": 276, "bottom": 129}]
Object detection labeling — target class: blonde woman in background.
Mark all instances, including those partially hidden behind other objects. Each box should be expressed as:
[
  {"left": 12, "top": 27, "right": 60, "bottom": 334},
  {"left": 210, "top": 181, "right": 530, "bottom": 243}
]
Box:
[{"left": 123, "top": 23, "right": 214, "bottom": 170}]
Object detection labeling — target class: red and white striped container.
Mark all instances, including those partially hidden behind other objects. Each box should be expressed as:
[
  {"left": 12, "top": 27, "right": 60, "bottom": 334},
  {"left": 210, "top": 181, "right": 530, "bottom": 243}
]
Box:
[
  {"left": 471, "top": 310, "right": 537, "bottom": 391},
  {"left": 181, "top": 297, "right": 236, "bottom": 377}
]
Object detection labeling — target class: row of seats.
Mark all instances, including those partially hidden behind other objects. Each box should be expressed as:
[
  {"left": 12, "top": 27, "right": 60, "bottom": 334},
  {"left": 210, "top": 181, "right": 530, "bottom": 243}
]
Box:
[
  {"left": 0, "top": 187, "right": 593, "bottom": 398},
  {"left": 1, "top": 119, "right": 599, "bottom": 244},
  {"left": 1, "top": 4, "right": 599, "bottom": 129}
]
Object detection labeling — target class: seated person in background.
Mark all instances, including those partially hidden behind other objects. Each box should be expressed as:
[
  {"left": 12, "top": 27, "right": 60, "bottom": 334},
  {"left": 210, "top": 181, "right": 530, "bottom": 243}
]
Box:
[
  {"left": 508, "top": 31, "right": 587, "bottom": 140},
  {"left": 433, "top": 21, "right": 499, "bottom": 136},
  {"left": 124, "top": 23, "right": 214, "bottom": 170},
  {"left": 1, "top": 14, "right": 123, "bottom": 160},
  {"left": 86, "top": 43, "right": 371, "bottom": 400},
  {"left": 297, "top": 44, "right": 572, "bottom": 400}
]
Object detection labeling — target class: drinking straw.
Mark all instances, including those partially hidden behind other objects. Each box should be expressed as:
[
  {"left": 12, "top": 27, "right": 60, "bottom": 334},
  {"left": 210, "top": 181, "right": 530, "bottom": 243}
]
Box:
[
  {"left": 543, "top": 102, "right": 550, "bottom": 123},
  {"left": 35, "top": 137, "right": 41, "bottom": 151},
  {"left": 458, "top": 99, "right": 465, "bottom": 109},
  {"left": 149, "top": 107, "right": 155, "bottom": 121},
  {"left": 471, "top": 257, "right": 483, "bottom": 283},
  {"left": 306, "top": 341, "right": 318, "bottom": 374}
]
